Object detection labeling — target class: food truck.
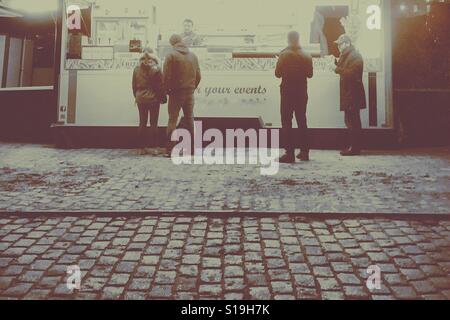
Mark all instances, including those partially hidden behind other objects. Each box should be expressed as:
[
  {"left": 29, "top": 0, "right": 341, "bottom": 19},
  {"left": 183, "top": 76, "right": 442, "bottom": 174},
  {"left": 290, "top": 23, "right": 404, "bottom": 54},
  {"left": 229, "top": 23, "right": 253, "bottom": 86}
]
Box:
[{"left": 56, "top": 0, "right": 393, "bottom": 146}]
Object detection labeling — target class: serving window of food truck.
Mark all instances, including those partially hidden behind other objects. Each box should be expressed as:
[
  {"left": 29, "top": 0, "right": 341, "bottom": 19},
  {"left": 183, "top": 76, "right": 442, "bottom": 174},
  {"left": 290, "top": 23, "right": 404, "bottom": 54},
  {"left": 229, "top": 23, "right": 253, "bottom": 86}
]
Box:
[{"left": 58, "top": 0, "right": 393, "bottom": 131}]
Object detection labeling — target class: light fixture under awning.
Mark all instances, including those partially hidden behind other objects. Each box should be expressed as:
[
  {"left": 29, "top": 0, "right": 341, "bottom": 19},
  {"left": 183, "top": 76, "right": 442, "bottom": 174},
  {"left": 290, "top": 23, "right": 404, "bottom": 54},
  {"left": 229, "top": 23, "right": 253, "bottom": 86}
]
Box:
[{"left": 0, "top": 4, "right": 23, "bottom": 17}]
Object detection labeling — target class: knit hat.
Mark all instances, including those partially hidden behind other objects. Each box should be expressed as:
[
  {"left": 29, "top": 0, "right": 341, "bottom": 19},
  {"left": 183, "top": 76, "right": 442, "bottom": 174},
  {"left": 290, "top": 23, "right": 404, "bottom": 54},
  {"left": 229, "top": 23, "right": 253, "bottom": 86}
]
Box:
[
  {"left": 140, "top": 51, "right": 161, "bottom": 65},
  {"left": 335, "top": 34, "right": 352, "bottom": 45},
  {"left": 169, "top": 34, "right": 183, "bottom": 46}
]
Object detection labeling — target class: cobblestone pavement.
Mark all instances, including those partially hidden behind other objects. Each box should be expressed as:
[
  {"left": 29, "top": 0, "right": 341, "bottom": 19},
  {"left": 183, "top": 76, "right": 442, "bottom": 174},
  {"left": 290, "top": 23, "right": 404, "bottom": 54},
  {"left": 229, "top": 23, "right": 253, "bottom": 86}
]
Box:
[
  {"left": 0, "top": 144, "right": 449, "bottom": 213},
  {"left": 0, "top": 214, "right": 449, "bottom": 300}
]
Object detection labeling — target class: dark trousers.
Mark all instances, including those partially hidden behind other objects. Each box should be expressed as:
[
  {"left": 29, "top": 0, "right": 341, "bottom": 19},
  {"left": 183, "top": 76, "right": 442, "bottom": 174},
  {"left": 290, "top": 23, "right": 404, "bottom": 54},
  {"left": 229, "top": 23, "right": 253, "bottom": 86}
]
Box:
[
  {"left": 280, "top": 87, "right": 309, "bottom": 155},
  {"left": 344, "top": 109, "right": 362, "bottom": 150},
  {"left": 167, "top": 90, "right": 195, "bottom": 141},
  {"left": 138, "top": 103, "right": 160, "bottom": 147}
]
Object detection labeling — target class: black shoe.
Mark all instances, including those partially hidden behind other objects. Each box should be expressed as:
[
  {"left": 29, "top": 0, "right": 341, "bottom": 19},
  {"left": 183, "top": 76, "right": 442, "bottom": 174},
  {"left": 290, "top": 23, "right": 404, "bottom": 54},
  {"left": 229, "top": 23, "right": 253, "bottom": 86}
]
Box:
[
  {"left": 137, "top": 148, "right": 148, "bottom": 156},
  {"left": 297, "top": 150, "right": 310, "bottom": 161},
  {"left": 166, "top": 140, "right": 176, "bottom": 157},
  {"left": 340, "top": 147, "right": 361, "bottom": 156},
  {"left": 278, "top": 153, "right": 295, "bottom": 164}
]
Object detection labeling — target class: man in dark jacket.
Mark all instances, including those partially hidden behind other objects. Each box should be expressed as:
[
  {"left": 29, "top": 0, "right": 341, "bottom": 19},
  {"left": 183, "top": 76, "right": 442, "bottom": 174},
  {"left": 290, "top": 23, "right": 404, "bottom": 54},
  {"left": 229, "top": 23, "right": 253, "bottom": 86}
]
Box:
[
  {"left": 132, "top": 51, "right": 167, "bottom": 153},
  {"left": 275, "top": 31, "right": 314, "bottom": 163},
  {"left": 334, "top": 34, "right": 366, "bottom": 156},
  {"left": 164, "top": 34, "right": 201, "bottom": 154}
]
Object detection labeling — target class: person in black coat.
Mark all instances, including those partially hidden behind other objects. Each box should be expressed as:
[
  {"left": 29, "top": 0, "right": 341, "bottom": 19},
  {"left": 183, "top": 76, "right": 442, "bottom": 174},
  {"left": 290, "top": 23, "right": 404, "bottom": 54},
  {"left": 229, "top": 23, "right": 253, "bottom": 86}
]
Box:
[
  {"left": 132, "top": 50, "right": 167, "bottom": 154},
  {"left": 275, "top": 31, "right": 314, "bottom": 163},
  {"left": 334, "top": 34, "right": 367, "bottom": 156}
]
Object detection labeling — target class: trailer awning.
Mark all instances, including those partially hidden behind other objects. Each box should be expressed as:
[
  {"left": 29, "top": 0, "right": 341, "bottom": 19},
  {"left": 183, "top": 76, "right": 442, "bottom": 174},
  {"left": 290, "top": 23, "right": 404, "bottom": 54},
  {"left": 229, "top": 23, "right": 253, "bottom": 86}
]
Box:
[{"left": 0, "top": 4, "right": 23, "bottom": 17}]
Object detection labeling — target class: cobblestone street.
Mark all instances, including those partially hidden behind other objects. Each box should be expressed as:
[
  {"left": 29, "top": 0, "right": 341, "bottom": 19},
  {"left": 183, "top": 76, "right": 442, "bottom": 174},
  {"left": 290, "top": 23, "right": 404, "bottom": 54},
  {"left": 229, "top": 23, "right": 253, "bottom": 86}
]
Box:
[
  {"left": 0, "top": 0, "right": 448, "bottom": 304},
  {"left": 0, "top": 144, "right": 449, "bottom": 300},
  {"left": 0, "top": 144, "right": 449, "bottom": 213},
  {"left": 0, "top": 214, "right": 449, "bottom": 300}
]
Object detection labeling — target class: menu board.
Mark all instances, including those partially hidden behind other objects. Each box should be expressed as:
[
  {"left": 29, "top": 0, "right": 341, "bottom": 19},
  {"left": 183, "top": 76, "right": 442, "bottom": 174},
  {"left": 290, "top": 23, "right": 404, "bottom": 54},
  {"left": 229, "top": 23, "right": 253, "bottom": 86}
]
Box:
[
  {"left": 95, "top": 19, "right": 148, "bottom": 47},
  {"left": 81, "top": 46, "right": 114, "bottom": 60}
]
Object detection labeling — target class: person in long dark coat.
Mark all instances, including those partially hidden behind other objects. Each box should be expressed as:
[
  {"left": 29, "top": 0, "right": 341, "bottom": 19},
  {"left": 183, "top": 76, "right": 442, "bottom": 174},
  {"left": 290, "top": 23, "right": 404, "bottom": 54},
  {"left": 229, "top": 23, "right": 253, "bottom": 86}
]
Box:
[{"left": 334, "top": 34, "right": 367, "bottom": 156}]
